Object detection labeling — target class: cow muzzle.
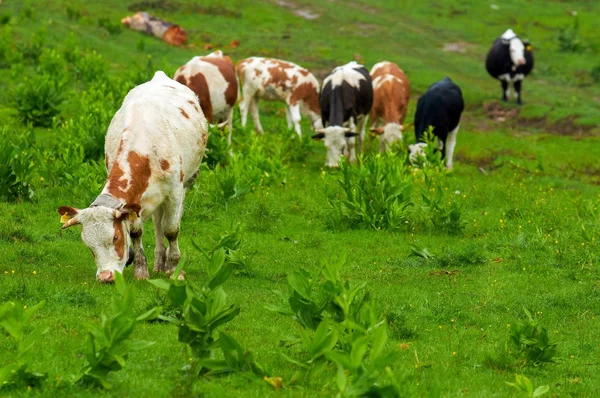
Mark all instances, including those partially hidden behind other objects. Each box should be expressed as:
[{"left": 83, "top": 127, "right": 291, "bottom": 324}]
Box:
[
  {"left": 97, "top": 270, "right": 114, "bottom": 283},
  {"left": 125, "top": 247, "right": 134, "bottom": 267}
]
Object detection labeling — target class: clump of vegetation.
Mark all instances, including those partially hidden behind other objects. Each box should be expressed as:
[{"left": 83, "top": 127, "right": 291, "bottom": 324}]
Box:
[
  {"left": 97, "top": 17, "right": 122, "bottom": 35},
  {"left": 506, "top": 374, "right": 550, "bottom": 397},
  {"left": 0, "top": 300, "right": 48, "bottom": 391},
  {"left": 419, "top": 170, "right": 466, "bottom": 234},
  {"left": 328, "top": 154, "right": 413, "bottom": 231},
  {"left": 74, "top": 273, "right": 159, "bottom": 389},
  {"left": 193, "top": 224, "right": 256, "bottom": 276},
  {"left": 9, "top": 74, "right": 65, "bottom": 127},
  {"left": 0, "top": 130, "right": 36, "bottom": 202},
  {"left": 557, "top": 16, "right": 583, "bottom": 53},
  {"left": 509, "top": 308, "right": 559, "bottom": 366}
]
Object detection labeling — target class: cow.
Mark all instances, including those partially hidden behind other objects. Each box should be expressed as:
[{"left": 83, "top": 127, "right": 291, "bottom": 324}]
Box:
[
  {"left": 485, "top": 29, "right": 534, "bottom": 105},
  {"left": 174, "top": 50, "right": 237, "bottom": 144},
  {"left": 236, "top": 57, "right": 323, "bottom": 137},
  {"left": 313, "top": 61, "right": 373, "bottom": 167},
  {"left": 408, "top": 77, "right": 464, "bottom": 170},
  {"left": 369, "top": 61, "right": 411, "bottom": 152},
  {"left": 57, "top": 71, "right": 208, "bottom": 283}
]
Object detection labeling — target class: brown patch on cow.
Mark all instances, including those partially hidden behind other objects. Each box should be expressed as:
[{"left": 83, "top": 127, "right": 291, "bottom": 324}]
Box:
[
  {"left": 187, "top": 100, "right": 199, "bottom": 112},
  {"left": 202, "top": 56, "right": 238, "bottom": 107},
  {"left": 107, "top": 151, "right": 151, "bottom": 204},
  {"left": 160, "top": 159, "right": 170, "bottom": 171},
  {"left": 267, "top": 65, "right": 290, "bottom": 91},
  {"left": 178, "top": 65, "right": 186, "bottom": 73},
  {"left": 179, "top": 156, "right": 184, "bottom": 182},
  {"left": 370, "top": 63, "right": 411, "bottom": 125},
  {"left": 254, "top": 69, "right": 262, "bottom": 77},
  {"left": 298, "top": 69, "right": 309, "bottom": 77},
  {"left": 113, "top": 219, "right": 125, "bottom": 260},
  {"left": 180, "top": 107, "right": 190, "bottom": 119},
  {"left": 289, "top": 82, "right": 320, "bottom": 114},
  {"left": 178, "top": 73, "right": 213, "bottom": 122}
]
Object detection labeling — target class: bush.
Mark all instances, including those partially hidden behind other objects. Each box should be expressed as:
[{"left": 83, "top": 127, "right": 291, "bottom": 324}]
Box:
[
  {"left": 10, "top": 74, "right": 65, "bottom": 127},
  {"left": 21, "top": 29, "right": 46, "bottom": 64},
  {"left": 97, "top": 17, "right": 122, "bottom": 35},
  {"left": 419, "top": 170, "right": 466, "bottom": 234},
  {"left": 203, "top": 125, "right": 230, "bottom": 169},
  {"left": 72, "top": 49, "right": 108, "bottom": 85},
  {"left": 557, "top": 16, "right": 583, "bottom": 53},
  {"left": 509, "top": 308, "right": 559, "bottom": 366},
  {"left": 328, "top": 154, "right": 413, "bottom": 231},
  {"left": 0, "top": 130, "right": 36, "bottom": 202}
]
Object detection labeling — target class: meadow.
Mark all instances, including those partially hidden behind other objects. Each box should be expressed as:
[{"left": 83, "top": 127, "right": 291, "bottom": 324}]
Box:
[{"left": 1, "top": 0, "right": 600, "bottom": 396}]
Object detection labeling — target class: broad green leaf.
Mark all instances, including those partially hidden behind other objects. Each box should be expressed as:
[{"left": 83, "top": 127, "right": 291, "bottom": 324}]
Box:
[
  {"left": 533, "top": 385, "right": 550, "bottom": 397},
  {"left": 208, "top": 247, "right": 226, "bottom": 278},
  {"left": 136, "top": 307, "right": 162, "bottom": 322},
  {"left": 167, "top": 284, "right": 187, "bottom": 307},
  {"left": 113, "top": 271, "right": 126, "bottom": 296},
  {"left": 128, "top": 339, "right": 155, "bottom": 352},
  {"left": 170, "top": 258, "right": 186, "bottom": 280},
  {"left": 147, "top": 278, "right": 171, "bottom": 291},
  {"left": 335, "top": 365, "right": 347, "bottom": 392},
  {"left": 23, "top": 300, "right": 46, "bottom": 322},
  {"left": 209, "top": 263, "right": 233, "bottom": 290}
]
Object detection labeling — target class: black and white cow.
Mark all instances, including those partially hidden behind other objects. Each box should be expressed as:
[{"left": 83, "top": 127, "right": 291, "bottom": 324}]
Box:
[
  {"left": 485, "top": 29, "right": 534, "bottom": 105},
  {"left": 408, "top": 77, "right": 464, "bottom": 170},
  {"left": 312, "top": 61, "right": 373, "bottom": 167}
]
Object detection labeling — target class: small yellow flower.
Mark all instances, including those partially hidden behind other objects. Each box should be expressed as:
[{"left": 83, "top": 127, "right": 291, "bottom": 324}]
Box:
[
  {"left": 570, "top": 355, "right": 574, "bottom": 359},
  {"left": 11, "top": 270, "right": 15, "bottom": 274},
  {"left": 3, "top": 271, "right": 7, "bottom": 275},
  {"left": 438, "top": 326, "right": 442, "bottom": 329},
  {"left": 452, "top": 352, "right": 457, "bottom": 356},
  {"left": 506, "top": 324, "right": 511, "bottom": 327},
  {"left": 23, "top": 305, "right": 28, "bottom": 309},
  {"left": 32, "top": 271, "right": 37, "bottom": 275},
  {"left": 490, "top": 284, "right": 494, "bottom": 287},
  {"left": 451, "top": 319, "right": 455, "bottom": 323}
]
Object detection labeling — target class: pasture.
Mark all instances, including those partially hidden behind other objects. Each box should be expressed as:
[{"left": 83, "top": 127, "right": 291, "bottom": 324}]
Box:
[{"left": 1, "top": 0, "right": 600, "bottom": 396}]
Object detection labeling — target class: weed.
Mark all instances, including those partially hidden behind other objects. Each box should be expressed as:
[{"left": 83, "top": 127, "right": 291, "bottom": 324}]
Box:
[
  {"left": 509, "top": 308, "right": 559, "bottom": 366},
  {"left": 0, "top": 130, "right": 36, "bottom": 202},
  {"left": 74, "top": 273, "right": 158, "bottom": 389},
  {"left": 329, "top": 154, "right": 413, "bottom": 231},
  {"left": 193, "top": 224, "right": 256, "bottom": 276},
  {"left": 557, "top": 16, "right": 583, "bottom": 53},
  {"left": 72, "top": 50, "right": 108, "bottom": 85},
  {"left": 506, "top": 374, "right": 550, "bottom": 397},
  {"left": 0, "top": 13, "right": 11, "bottom": 25},
  {"left": 65, "top": 6, "right": 82, "bottom": 21},
  {"left": 419, "top": 170, "right": 466, "bottom": 234},
  {"left": 97, "top": 17, "right": 122, "bottom": 35},
  {"left": 9, "top": 74, "right": 65, "bottom": 127},
  {"left": 0, "top": 300, "right": 48, "bottom": 390},
  {"left": 21, "top": 29, "right": 46, "bottom": 64},
  {"left": 203, "top": 125, "right": 230, "bottom": 169}
]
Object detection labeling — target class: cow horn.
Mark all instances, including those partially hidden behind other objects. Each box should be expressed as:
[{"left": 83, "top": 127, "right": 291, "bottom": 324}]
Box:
[
  {"left": 342, "top": 127, "right": 351, "bottom": 132},
  {"left": 216, "top": 121, "right": 228, "bottom": 129},
  {"left": 314, "top": 128, "right": 325, "bottom": 133},
  {"left": 61, "top": 216, "right": 80, "bottom": 229}
]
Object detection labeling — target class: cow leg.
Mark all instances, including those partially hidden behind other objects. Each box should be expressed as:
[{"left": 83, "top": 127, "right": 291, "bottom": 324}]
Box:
[
  {"left": 162, "top": 193, "right": 185, "bottom": 276},
  {"left": 514, "top": 80, "right": 523, "bottom": 105},
  {"left": 285, "top": 106, "right": 293, "bottom": 129},
  {"left": 130, "top": 220, "right": 149, "bottom": 279},
  {"left": 250, "top": 98, "right": 264, "bottom": 134},
  {"left": 444, "top": 125, "right": 459, "bottom": 170},
  {"left": 501, "top": 80, "right": 509, "bottom": 102},
  {"left": 152, "top": 206, "right": 167, "bottom": 273},
  {"left": 288, "top": 104, "right": 302, "bottom": 137},
  {"left": 239, "top": 94, "right": 250, "bottom": 128},
  {"left": 356, "top": 115, "right": 368, "bottom": 153}
]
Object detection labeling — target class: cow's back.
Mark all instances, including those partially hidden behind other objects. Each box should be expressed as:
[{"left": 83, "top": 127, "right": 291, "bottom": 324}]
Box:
[
  {"left": 370, "top": 61, "right": 410, "bottom": 123},
  {"left": 415, "top": 77, "right": 463, "bottom": 138},
  {"left": 106, "top": 71, "right": 207, "bottom": 190},
  {"left": 485, "top": 38, "right": 511, "bottom": 77}
]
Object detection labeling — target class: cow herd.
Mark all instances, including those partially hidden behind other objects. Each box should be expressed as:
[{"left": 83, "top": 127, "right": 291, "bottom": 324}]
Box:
[{"left": 57, "top": 28, "right": 534, "bottom": 282}]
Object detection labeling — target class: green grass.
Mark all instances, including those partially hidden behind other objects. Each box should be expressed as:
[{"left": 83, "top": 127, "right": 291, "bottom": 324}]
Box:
[{"left": 1, "top": 0, "right": 600, "bottom": 396}]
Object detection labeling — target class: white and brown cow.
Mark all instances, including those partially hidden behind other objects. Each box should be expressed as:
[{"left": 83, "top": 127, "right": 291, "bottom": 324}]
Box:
[
  {"left": 174, "top": 50, "right": 237, "bottom": 144},
  {"left": 58, "top": 71, "right": 207, "bottom": 283},
  {"left": 369, "top": 61, "right": 410, "bottom": 152},
  {"left": 236, "top": 57, "right": 323, "bottom": 136},
  {"left": 313, "top": 61, "right": 373, "bottom": 167}
]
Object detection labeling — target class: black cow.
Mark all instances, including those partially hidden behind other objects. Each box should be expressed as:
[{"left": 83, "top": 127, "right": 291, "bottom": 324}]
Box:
[
  {"left": 312, "top": 61, "right": 373, "bottom": 167},
  {"left": 485, "top": 28, "right": 534, "bottom": 105},
  {"left": 409, "top": 77, "right": 464, "bottom": 170}
]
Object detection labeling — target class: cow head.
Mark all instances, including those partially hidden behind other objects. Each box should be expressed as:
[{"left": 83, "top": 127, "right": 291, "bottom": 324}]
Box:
[
  {"left": 57, "top": 204, "right": 140, "bottom": 283},
  {"left": 312, "top": 126, "right": 357, "bottom": 167},
  {"left": 508, "top": 38, "right": 526, "bottom": 66},
  {"left": 371, "top": 123, "right": 404, "bottom": 151}
]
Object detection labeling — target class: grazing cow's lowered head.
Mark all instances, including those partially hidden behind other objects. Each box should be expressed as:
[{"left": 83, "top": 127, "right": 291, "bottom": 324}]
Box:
[
  {"left": 315, "top": 61, "right": 373, "bottom": 166},
  {"left": 371, "top": 123, "right": 404, "bottom": 151},
  {"left": 58, "top": 202, "right": 139, "bottom": 283},
  {"left": 485, "top": 29, "right": 534, "bottom": 104},
  {"left": 312, "top": 127, "right": 358, "bottom": 168}
]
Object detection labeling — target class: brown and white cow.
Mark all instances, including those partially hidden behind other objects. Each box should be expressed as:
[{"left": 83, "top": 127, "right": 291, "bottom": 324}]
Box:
[
  {"left": 58, "top": 71, "right": 207, "bottom": 283},
  {"left": 174, "top": 50, "right": 237, "bottom": 144},
  {"left": 369, "top": 61, "right": 410, "bottom": 152},
  {"left": 236, "top": 57, "right": 323, "bottom": 136}
]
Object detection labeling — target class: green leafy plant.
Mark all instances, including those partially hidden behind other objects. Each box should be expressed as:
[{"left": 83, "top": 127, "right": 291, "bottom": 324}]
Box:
[
  {"left": 509, "top": 308, "right": 559, "bottom": 366},
  {"left": 419, "top": 170, "right": 466, "bottom": 234},
  {"left": 0, "top": 129, "right": 36, "bottom": 202},
  {"left": 0, "top": 300, "right": 48, "bottom": 390},
  {"left": 506, "top": 374, "right": 550, "bottom": 397},
  {"left": 203, "top": 125, "right": 230, "bottom": 170},
  {"left": 74, "top": 273, "right": 159, "bottom": 389},
  {"left": 97, "top": 17, "right": 122, "bottom": 35},
  {"left": 557, "top": 16, "right": 583, "bottom": 53},
  {"left": 193, "top": 224, "right": 256, "bottom": 276},
  {"left": 328, "top": 154, "right": 413, "bottom": 231},
  {"left": 21, "top": 28, "right": 46, "bottom": 64},
  {"left": 9, "top": 74, "right": 65, "bottom": 127}
]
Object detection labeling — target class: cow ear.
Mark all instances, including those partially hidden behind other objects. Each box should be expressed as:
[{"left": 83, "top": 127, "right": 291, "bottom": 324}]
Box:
[
  {"left": 58, "top": 206, "right": 81, "bottom": 229},
  {"left": 345, "top": 132, "right": 358, "bottom": 137},
  {"left": 312, "top": 133, "right": 325, "bottom": 140},
  {"left": 121, "top": 204, "right": 141, "bottom": 221}
]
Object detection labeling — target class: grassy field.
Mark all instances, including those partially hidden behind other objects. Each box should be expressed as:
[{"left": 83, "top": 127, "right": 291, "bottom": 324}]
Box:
[{"left": 1, "top": 0, "right": 600, "bottom": 397}]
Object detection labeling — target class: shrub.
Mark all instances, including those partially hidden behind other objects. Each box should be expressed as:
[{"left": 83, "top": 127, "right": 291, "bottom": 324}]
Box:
[
  {"left": 203, "top": 125, "right": 230, "bottom": 169},
  {"left": 0, "top": 25, "right": 16, "bottom": 68},
  {"left": 193, "top": 224, "right": 256, "bottom": 276},
  {"left": 419, "top": 170, "right": 466, "bottom": 234},
  {"left": 74, "top": 273, "right": 158, "bottom": 389},
  {"left": 97, "top": 17, "right": 122, "bottom": 35},
  {"left": 9, "top": 74, "right": 65, "bottom": 127},
  {"left": 21, "top": 29, "right": 46, "bottom": 64},
  {"left": 0, "top": 300, "right": 48, "bottom": 390},
  {"left": 557, "top": 16, "right": 583, "bottom": 53},
  {"left": 509, "top": 308, "right": 559, "bottom": 366},
  {"left": 591, "top": 65, "right": 600, "bottom": 84},
  {"left": 72, "top": 50, "right": 108, "bottom": 85},
  {"left": 0, "top": 130, "right": 36, "bottom": 202},
  {"left": 328, "top": 154, "right": 413, "bottom": 231}
]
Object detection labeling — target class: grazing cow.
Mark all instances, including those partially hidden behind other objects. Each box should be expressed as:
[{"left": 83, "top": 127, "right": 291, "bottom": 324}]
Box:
[
  {"left": 485, "top": 29, "right": 534, "bottom": 105},
  {"left": 57, "top": 71, "right": 207, "bottom": 283},
  {"left": 369, "top": 61, "right": 411, "bottom": 152},
  {"left": 313, "top": 61, "right": 373, "bottom": 167},
  {"left": 174, "top": 50, "right": 237, "bottom": 144},
  {"left": 236, "top": 57, "right": 323, "bottom": 136},
  {"left": 409, "top": 77, "right": 464, "bottom": 170}
]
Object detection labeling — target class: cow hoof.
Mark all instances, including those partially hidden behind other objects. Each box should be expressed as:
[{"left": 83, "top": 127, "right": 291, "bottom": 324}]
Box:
[{"left": 135, "top": 269, "right": 150, "bottom": 279}]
